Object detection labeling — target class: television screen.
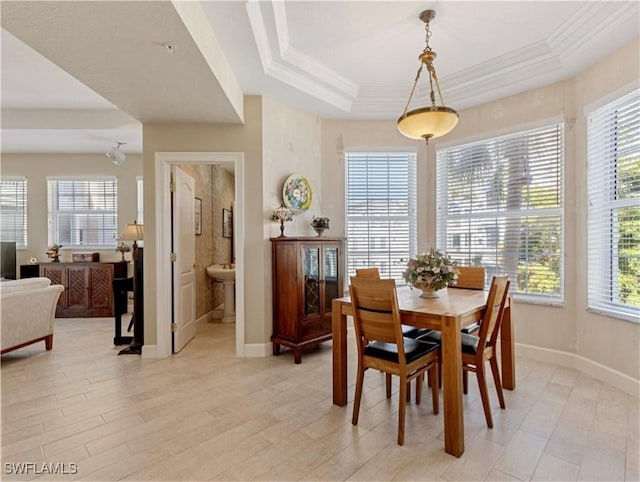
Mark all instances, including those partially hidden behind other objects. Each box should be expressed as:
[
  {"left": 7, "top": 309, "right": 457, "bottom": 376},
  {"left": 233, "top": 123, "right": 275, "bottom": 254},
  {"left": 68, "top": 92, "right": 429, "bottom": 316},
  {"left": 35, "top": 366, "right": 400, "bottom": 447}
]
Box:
[{"left": 1, "top": 242, "right": 17, "bottom": 280}]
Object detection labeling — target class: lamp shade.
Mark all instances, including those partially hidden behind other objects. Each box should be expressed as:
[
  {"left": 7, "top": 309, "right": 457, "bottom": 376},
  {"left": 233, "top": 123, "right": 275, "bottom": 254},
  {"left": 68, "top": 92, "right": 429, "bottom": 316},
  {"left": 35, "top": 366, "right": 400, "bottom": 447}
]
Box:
[
  {"left": 118, "top": 223, "right": 144, "bottom": 241},
  {"left": 397, "top": 106, "right": 459, "bottom": 142},
  {"left": 273, "top": 205, "right": 293, "bottom": 222}
]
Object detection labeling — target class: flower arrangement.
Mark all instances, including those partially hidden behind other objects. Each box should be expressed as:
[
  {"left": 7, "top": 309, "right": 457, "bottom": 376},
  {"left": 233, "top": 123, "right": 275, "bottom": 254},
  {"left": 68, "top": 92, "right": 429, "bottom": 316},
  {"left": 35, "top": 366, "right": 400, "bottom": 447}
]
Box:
[
  {"left": 402, "top": 248, "right": 459, "bottom": 292},
  {"left": 311, "top": 216, "right": 329, "bottom": 229},
  {"left": 311, "top": 216, "right": 330, "bottom": 236}
]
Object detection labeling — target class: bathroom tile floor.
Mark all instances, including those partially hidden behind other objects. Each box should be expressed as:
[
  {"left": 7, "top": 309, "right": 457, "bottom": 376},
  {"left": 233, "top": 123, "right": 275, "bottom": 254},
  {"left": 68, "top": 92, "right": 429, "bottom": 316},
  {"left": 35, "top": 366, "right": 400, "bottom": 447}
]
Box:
[{"left": 1, "top": 317, "right": 638, "bottom": 481}]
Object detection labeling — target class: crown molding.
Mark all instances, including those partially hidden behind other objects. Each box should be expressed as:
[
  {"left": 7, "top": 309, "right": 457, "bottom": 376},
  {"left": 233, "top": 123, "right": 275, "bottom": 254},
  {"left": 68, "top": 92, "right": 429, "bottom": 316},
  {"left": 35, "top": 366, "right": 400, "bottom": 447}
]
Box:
[
  {"left": 245, "top": 0, "right": 357, "bottom": 112},
  {"left": 351, "top": 2, "right": 637, "bottom": 118},
  {"left": 245, "top": 1, "right": 637, "bottom": 119}
]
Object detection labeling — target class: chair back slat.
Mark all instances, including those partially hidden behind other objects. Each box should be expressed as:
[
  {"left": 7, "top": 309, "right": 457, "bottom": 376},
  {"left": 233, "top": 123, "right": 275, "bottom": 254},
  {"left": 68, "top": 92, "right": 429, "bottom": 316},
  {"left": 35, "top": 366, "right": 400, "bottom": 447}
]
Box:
[
  {"left": 450, "top": 266, "right": 485, "bottom": 290},
  {"left": 477, "top": 276, "right": 510, "bottom": 349},
  {"left": 349, "top": 277, "right": 403, "bottom": 350},
  {"left": 355, "top": 267, "right": 380, "bottom": 279}
]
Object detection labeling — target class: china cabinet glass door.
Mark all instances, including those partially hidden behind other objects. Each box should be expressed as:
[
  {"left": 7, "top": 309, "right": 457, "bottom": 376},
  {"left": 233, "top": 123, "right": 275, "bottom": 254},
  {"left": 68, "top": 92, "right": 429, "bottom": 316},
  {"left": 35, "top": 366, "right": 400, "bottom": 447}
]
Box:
[
  {"left": 303, "top": 247, "right": 320, "bottom": 316},
  {"left": 323, "top": 246, "right": 339, "bottom": 312}
]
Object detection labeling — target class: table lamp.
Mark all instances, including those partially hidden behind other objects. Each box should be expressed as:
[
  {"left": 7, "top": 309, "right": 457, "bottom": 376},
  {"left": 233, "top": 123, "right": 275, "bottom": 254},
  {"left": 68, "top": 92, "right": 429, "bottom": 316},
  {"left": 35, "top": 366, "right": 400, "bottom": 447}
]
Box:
[
  {"left": 117, "top": 221, "right": 144, "bottom": 355},
  {"left": 118, "top": 221, "right": 144, "bottom": 253}
]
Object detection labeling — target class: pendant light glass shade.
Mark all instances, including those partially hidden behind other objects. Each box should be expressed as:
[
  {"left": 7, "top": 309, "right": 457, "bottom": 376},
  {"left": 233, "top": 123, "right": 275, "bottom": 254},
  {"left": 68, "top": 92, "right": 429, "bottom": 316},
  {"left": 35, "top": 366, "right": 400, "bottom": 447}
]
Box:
[
  {"left": 397, "top": 10, "right": 458, "bottom": 145},
  {"left": 397, "top": 106, "right": 459, "bottom": 143}
]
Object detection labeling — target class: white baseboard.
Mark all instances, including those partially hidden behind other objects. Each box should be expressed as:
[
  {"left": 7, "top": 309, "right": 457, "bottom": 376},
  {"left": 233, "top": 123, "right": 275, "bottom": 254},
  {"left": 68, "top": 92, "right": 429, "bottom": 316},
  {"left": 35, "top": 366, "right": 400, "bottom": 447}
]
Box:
[
  {"left": 516, "top": 343, "right": 640, "bottom": 397},
  {"left": 197, "top": 311, "right": 215, "bottom": 325},
  {"left": 244, "top": 342, "right": 271, "bottom": 358},
  {"left": 141, "top": 344, "right": 161, "bottom": 358}
]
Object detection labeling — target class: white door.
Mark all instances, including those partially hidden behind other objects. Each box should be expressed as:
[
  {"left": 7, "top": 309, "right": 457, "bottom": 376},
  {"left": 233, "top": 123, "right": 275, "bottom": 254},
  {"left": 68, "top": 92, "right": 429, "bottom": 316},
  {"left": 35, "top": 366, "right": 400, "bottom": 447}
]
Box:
[{"left": 172, "top": 166, "right": 197, "bottom": 353}]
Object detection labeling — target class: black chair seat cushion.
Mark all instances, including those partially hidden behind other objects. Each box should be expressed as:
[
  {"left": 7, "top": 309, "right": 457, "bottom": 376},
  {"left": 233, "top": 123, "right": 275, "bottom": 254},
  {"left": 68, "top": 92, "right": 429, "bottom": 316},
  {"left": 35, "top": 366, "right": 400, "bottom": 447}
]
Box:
[
  {"left": 364, "top": 338, "right": 439, "bottom": 364},
  {"left": 416, "top": 330, "right": 480, "bottom": 355},
  {"left": 402, "top": 325, "right": 432, "bottom": 339},
  {"left": 461, "top": 322, "right": 480, "bottom": 334}
]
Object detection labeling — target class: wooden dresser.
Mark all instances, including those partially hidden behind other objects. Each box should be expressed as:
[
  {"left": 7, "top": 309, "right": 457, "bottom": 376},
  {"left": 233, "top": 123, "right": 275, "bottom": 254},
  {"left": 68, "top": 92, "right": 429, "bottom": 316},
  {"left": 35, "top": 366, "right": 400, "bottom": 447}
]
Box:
[
  {"left": 35, "top": 262, "right": 127, "bottom": 317},
  {"left": 270, "top": 236, "right": 345, "bottom": 363}
]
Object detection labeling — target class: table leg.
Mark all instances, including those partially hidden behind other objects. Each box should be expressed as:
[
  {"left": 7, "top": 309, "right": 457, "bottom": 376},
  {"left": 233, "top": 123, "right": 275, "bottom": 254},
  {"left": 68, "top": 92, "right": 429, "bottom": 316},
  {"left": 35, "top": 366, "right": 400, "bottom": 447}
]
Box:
[
  {"left": 500, "top": 300, "right": 516, "bottom": 390},
  {"left": 441, "top": 315, "right": 464, "bottom": 457},
  {"left": 332, "top": 299, "right": 348, "bottom": 406}
]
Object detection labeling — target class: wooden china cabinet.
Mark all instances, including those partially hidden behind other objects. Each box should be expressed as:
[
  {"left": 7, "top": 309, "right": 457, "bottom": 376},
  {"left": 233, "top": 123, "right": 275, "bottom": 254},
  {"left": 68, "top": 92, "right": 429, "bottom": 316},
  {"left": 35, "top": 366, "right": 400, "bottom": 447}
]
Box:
[{"left": 270, "top": 236, "right": 345, "bottom": 364}]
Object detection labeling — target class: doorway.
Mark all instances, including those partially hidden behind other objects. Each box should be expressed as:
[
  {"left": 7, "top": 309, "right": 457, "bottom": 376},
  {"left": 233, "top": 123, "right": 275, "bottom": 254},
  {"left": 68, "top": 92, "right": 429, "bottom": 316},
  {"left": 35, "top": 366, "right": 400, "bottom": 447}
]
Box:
[{"left": 154, "top": 152, "right": 245, "bottom": 358}]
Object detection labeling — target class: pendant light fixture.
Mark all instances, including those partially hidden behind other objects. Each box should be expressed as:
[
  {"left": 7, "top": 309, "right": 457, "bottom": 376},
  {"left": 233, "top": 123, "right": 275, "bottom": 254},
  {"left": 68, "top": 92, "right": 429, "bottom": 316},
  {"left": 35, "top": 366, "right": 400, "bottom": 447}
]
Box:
[{"left": 397, "top": 10, "right": 458, "bottom": 145}]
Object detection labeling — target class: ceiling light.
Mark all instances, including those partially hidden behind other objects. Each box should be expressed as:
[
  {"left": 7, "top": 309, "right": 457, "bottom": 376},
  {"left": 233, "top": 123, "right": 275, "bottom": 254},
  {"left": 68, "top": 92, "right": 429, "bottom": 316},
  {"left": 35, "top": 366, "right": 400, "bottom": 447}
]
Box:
[
  {"left": 106, "top": 142, "right": 127, "bottom": 166},
  {"left": 397, "top": 10, "right": 458, "bottom": 145}
]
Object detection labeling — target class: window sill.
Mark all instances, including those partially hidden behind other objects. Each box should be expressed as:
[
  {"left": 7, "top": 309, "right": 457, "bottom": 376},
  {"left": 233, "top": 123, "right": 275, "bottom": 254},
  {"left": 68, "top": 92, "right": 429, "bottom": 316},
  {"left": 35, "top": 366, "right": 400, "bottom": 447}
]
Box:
[
  {"left": 512, "top": 294, "right": 564, "bottom": 307},
  {"left": 587, "top": 306, "right": 640, "bottom": 324}
]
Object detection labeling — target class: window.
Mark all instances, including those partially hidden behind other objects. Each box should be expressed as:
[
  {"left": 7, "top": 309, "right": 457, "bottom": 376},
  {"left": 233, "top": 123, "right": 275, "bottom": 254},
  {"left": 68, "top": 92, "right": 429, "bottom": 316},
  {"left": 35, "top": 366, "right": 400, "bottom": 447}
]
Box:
[
  {"left": 0, "top": 177, "right": 28, "bottom": 249},
  {"left": 137, "top": 176, "right": 144, "bottom": 224},
  {"left": 587, "top": 89, "right": 640, "bottom": 322},
  {"left": 437, "top": 124, "right": 564, "bottom": 302},
  {"left": 48, "top": 178, "right": 118, "bottom": 247},
  {"left": 345, "top": 151, "right": 417, "bottom": 281}
]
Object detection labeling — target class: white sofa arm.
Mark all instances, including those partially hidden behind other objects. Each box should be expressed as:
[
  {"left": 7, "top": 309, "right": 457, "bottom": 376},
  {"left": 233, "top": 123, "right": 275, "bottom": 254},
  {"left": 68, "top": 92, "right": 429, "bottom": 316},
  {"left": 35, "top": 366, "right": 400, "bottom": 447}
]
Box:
[{"left": 1, "top": 284, "right": 64, "bottom": 354}]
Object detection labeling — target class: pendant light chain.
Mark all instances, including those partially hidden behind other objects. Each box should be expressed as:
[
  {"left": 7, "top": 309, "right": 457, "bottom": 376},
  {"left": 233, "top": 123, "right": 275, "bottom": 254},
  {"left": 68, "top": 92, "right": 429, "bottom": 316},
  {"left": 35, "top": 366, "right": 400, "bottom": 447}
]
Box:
[
  {"left": 402, "top": 64, "right": 424, "bottom": 116},
  {"left": 424, "top": 15, "right": 432, "bottom": 52}
]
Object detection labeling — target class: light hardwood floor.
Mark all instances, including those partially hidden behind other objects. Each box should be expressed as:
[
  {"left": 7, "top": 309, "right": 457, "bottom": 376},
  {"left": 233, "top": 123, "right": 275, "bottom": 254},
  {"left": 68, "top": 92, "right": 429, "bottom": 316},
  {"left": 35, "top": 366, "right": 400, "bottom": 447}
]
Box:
[{"left": 1, "top": 317, "right": 638, "bottom": 481}]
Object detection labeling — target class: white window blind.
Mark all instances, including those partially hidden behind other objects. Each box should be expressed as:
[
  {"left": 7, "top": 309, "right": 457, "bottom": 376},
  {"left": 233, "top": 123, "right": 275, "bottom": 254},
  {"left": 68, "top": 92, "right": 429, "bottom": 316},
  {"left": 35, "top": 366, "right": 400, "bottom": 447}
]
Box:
[
  {"left": 137, "top": 177, "right": 144, "bottom": 224},
  {"left": 48, "top": 178, "right": 118, "bottom": 248},
  {"left": 346, "top": 151, "right": 417, "bottom": 282},
  {"left": 437, "top": 124, "right": 564, "bottom": 302},
  {"left": 0, "top": 177, "right": 28, "bottom": 249},
  {"left": 587, "top": 89, "right": 640, "bottom": 322}
]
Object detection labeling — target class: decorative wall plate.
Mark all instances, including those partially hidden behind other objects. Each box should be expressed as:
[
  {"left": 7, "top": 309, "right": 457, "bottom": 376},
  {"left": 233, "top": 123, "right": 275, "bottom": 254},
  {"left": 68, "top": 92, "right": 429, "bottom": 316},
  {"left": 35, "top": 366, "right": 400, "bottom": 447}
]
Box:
[
  {"left": 28, "top": 256, "right": 39, "bottom": 264},
  {"left": 282, "top": 174, "right": 312, "bottom": 214}
]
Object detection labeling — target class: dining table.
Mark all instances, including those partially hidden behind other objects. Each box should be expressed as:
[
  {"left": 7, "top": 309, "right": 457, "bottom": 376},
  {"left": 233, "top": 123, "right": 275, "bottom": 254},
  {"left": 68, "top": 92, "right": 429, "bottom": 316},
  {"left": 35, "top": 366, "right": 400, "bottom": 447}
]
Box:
[{"left": 331, "top": 286, "right": 515, "bottom": 458}]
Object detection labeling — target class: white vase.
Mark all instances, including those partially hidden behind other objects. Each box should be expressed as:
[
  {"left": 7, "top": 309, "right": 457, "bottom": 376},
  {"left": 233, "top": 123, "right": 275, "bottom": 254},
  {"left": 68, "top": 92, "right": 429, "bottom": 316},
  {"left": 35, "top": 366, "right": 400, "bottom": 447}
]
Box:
[
  {"left": 419, "top": 287, "right": 439, "bottom": 298},
  {"left": 413, "top": 282, "right": 440, "bottom": 298}
]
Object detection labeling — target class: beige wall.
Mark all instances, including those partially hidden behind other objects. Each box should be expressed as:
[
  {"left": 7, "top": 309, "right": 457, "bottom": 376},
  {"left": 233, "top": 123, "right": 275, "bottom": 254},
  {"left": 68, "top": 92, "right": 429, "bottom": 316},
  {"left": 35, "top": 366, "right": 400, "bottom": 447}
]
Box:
[
  {"left": 573, "top": 38, "right": 640, "bottom": 379},
  {"left": 1, "top": 153, "right": 142, "bottom": 268},
  {"left": 262, "top": 96, "right": 323, "bottom": 238},
  {"left": 142, "top": 95, "right": 324, "bottom": 348},
  {"left": 320, "top": 36, "right": 640, "bottom": 380},
  {"left": 142, "top": 96, "right": 263, "bottom": 345}
]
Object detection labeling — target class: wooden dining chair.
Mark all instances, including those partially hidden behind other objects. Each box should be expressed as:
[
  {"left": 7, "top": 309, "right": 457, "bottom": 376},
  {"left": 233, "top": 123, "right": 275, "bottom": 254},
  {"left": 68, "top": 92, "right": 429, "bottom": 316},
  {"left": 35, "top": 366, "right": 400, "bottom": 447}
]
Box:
[
  {"left": 450, "top": 266, "right": 486, "bottom": 334},
  {"left": 349, "top": 276, "right": 439, "bottom": 445},
  {"left": 355, "top": 267, "right": 429, "bottom": 338},
  {"left": 355, "top": 267, "right": 380, "bottom": 279},
  {"left": 417, "top": 275, "right": 510, "bottom": 428},
  {"left": 355, "top": 266, "right": 431, "bottom": 401},
  {"left": 461, "top": 275, "right": 510, "bottom": 428},
  {"left": 450, "top": 266, "right": 485, "bottom": 290}
]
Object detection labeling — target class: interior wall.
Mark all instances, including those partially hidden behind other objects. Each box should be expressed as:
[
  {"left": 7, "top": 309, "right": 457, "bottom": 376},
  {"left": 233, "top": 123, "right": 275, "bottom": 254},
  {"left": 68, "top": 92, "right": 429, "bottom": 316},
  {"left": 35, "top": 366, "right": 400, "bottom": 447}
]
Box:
[
  {"left": 572, "top": 37, "right": 640, "bottom": 379},
  {"left": 1, "top": 153, "right": 142, "bottom": 269},
  {"left": 142, "top": 96, "right": 263, "bottom": 346},
  {"left": 320, "top": 37, "right": 640, "bottom": 381},
  {"left": 260, "top": 96, "right": 323, "bottom": 344},
  {"left": 262, "top": 96, "right": 323, "bottom": 239}
]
